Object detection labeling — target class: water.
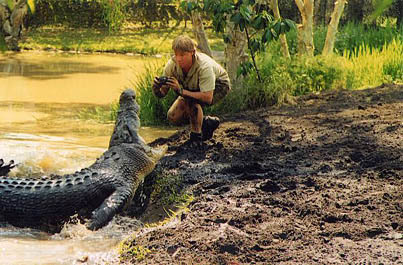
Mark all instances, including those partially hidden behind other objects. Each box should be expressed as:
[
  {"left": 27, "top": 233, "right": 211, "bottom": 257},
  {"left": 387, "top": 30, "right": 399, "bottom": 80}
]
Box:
[
  {"left": 0, "top": 224, "right": 123, "bottom": 264},
  {"left": 0, "top": 51, "right": 174, "bottom": 264}
]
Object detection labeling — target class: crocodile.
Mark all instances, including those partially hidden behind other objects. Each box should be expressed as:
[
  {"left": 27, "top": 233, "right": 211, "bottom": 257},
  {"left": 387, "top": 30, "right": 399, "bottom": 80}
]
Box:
[{"left": 0, "top": 89, "right": 166, "bottom": 232}]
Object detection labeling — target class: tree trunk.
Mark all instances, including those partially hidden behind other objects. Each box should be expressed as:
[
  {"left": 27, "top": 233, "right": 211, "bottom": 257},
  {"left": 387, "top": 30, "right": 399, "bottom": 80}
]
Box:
[
  {"left": 325, "top": 0, "right": 333, "bottom": 23},
  {"left": 224, "top": 22, "right": 248, "bottom": 89},
  {"left": 295, "top": 0, "right": 315, "bottom": 56},
  {"left": 322, "top": 0, "right": 347, "bottom": 55},
  {"left": 0, "top": 0, "right": 28, "bottom": 50},
  {"left": 188, "top": 0, "right": 212, "bottom": 58},
  {"left": 270, "top": 0, "right": 290, "bottom": 58}
]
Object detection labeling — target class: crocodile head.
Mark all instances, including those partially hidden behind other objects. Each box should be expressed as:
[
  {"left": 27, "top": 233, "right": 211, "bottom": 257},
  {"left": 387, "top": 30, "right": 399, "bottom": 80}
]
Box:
[
  {"left": 108, "top": 89, "right": 144, "bottom": 148},
  {"left": 108, "top": 89, "right": 166, "bottom": 165}
]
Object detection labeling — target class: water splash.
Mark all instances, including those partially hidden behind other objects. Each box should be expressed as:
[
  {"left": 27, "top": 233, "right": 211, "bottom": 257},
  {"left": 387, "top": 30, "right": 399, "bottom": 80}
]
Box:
[{"left": 0, "top": 215, "right": 145, "bottom": 265}]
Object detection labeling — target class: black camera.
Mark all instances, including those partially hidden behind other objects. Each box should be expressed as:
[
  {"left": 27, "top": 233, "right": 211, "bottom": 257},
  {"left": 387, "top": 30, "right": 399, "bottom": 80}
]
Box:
[{"left": 157, "top": 76, "right": 170, "bottom": 86}]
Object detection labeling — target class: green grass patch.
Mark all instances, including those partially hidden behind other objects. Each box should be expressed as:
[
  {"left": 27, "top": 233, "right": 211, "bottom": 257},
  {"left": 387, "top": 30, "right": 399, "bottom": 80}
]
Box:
[
  {"left": 21, "top": 23, "right": 224, "bottom": 55},
  {"left": 118, "top": 172, "right": 193, "bottom": 264},
  {"left": 342, "top": 39, "right": 403, "bottom": 88},
  {"left": 119, "top": 242, "right": 152, "bottom": 263},
  {"left": 150, "top": 172, "right": 190, "bottom": 207},
  {"left": 335, "top": 22, "right": 403, "bottom": 56}
]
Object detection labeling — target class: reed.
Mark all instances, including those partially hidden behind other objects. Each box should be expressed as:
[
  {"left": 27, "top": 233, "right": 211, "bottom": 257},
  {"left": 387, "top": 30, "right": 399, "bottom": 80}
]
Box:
[
  {"left": 133, "top": 62, "right": 177, "bottom": 126},
  {"left": 342, "top": 39, "right": 403, "bottom": 89}
]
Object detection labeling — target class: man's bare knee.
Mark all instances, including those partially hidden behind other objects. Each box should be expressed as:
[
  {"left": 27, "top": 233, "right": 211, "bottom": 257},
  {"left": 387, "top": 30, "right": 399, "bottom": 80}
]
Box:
[
  {"left": 167, "top": 108, "right": 185, "bottom": 125},
  {"left": 167, "top": 111, "right": 178, "bottom": 124}
]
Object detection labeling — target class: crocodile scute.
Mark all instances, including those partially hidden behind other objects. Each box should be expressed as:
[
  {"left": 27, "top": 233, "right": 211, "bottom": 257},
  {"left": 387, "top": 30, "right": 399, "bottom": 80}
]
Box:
[{"left": 0, "top": 89, "right": 166, "bottom": 232}]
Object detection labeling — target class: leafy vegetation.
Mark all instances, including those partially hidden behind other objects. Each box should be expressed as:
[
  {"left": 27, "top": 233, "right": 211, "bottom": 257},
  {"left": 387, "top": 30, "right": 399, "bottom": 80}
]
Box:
[
  {"left": 182, "top": 0, "right": 295, "bottom": 81},
  {"left": 342, "top": 39, "right": 402, "bottom": 88},
  {"left": 150, "top": 172, "right": 190, "bottom": 206},
  {"left": 223, "top": 38, "right": 402, "bottom": 112},
  {"left": 29, "top": 0, "right": 189, "bottom": 30},
  {"left": 118, "top": 171, "right": 193, "bottom": 263},
  {"left": 335, "top": 21, "right": 403, "bottom": 56}
]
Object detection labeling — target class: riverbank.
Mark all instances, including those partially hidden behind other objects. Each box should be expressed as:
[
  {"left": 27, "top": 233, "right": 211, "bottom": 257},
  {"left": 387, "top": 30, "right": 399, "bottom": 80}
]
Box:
[
  {"left": 19, "top": 25, "right": 224, "bottom": 55},
  {"left": 121, "top": 83, "right": 402, "bottom": 264}
]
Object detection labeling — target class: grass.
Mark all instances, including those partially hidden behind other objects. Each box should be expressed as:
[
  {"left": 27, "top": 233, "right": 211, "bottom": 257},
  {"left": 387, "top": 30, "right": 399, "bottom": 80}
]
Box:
[
  {"left": 149, "top": 172, "right": 191, "bottom": 207},
  {"left": 118, "top": 242, "right": 152, "bottom": 263},
  {"left": 133, "top": 62, "right": 178, "bottom": 126},
  {"left": 202, "top": 37, "right": 402, "bottom": 115},
  {"left": 342, "top": 39, "right": 403, "bottom": 88},
  {"left": 335, "top": 22, "right": 403, "bottom": 56},
  {"left": 118, "top": 195, "right": 193, "bottom": 263},
  {"left": 20, "top": 23, "right": 224, "bottom": 55}
]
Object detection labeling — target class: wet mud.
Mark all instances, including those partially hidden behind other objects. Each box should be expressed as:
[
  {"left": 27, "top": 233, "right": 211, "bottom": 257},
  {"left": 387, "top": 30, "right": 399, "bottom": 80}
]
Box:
[{"left": 126, "top": 83, "right": 402, "bottom": 264}]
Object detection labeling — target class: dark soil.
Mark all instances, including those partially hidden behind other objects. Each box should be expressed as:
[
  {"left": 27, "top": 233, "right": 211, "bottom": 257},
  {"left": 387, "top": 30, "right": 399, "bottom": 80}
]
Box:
[{"left": 124, "top": 83, "right": 403, "bottom": 264}]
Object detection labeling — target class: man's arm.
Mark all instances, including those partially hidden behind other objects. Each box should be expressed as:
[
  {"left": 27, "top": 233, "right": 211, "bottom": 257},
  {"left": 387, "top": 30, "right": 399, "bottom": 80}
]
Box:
[
  {"left": 182, "top": 89, "right": 213, "bottom": 105},
  {"left": 167, "top": 78, "right": 214, "bottom": 105}
]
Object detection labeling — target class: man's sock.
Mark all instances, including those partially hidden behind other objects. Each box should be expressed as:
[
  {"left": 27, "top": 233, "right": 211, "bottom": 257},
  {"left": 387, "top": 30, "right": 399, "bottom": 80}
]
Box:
[{"left": 189, "top": 131, "right": 202, "bottom": 142}]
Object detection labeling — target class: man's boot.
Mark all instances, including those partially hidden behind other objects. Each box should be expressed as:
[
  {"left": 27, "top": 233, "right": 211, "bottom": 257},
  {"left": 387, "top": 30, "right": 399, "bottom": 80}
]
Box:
[
  {"left": 202, "top": 116, "right": 220, "bottom": 141},
  {"left": 184, "top": 131, "right": 203, "bottom": 149}
]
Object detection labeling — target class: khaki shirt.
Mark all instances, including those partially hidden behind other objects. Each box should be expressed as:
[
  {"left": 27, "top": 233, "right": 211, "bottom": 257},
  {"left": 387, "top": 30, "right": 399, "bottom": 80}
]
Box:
[{"left": 163, "top": 52, "right": 230, "bottom": 92}]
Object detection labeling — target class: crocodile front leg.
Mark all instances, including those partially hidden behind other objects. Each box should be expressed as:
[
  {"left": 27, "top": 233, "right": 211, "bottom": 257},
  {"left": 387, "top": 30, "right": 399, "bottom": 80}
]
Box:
[{"left": 86, "top": 186, "right": 134, "bottom": 230}]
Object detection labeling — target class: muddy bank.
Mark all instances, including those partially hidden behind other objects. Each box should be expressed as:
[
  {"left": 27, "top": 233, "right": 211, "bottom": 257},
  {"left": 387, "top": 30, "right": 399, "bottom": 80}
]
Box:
[{"left": 124, "top": 83, "right": 402, "bottom": 264}]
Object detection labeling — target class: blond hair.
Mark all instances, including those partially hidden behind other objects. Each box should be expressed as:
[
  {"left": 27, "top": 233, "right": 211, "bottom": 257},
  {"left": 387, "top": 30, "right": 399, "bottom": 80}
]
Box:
[{"left": 172, "top": 35, "right": 196, "bottom": 52}]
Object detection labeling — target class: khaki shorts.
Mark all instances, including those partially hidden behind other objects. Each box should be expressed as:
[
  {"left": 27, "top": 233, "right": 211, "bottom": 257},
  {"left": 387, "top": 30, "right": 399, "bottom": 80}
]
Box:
[
  {"left": 212, "top": 78, "right": 231, "bottom": 105},
  {"left": 181, "top": 78, "right": 231, "bottom": 107}
]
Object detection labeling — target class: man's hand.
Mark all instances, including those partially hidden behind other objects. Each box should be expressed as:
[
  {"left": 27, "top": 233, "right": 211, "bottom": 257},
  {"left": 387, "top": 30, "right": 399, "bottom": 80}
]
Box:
[
  {"left": 166, "top": 77, "right": 213, "bottom": 104},
  {"left": 152, "top": 77, "right": 170, "bottom": 98},
  {"left": 167, "top": 77, "right": 183, "bottom": 96}
]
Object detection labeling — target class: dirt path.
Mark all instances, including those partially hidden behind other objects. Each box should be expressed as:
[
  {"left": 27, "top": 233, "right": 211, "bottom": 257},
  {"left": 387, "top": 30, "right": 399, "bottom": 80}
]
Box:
[{"left": 124, "top": 83, "right": 402, "bottom": 264}]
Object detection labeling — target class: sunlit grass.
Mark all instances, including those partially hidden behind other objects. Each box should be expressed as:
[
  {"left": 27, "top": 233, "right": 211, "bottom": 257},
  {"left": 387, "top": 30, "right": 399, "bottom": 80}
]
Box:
[
  {"left": 342, "top": 39, "right": 403, "bottom": 88},
  {"left": 20, "top": 23, "right": 224, "bottom": 55},
  {"left": 118, "top": 242, "right": 152, "bottom": 263}
]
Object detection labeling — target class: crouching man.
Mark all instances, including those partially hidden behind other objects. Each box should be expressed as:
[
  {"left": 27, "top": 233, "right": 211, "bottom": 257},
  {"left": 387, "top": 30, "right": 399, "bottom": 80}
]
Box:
[{"left": 152, "top": 35, "right": 231, "bottom": 147}]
